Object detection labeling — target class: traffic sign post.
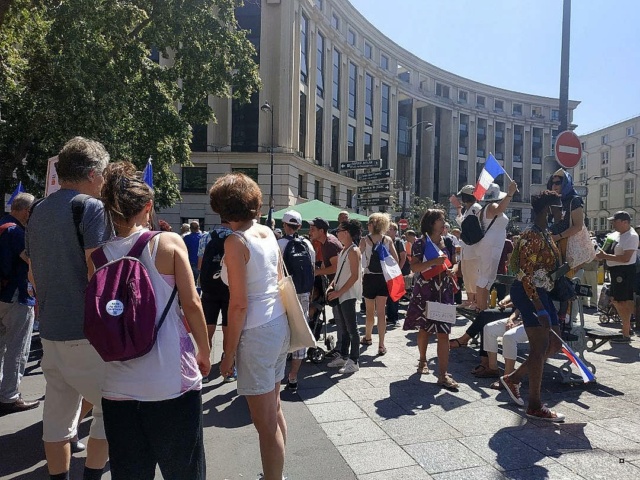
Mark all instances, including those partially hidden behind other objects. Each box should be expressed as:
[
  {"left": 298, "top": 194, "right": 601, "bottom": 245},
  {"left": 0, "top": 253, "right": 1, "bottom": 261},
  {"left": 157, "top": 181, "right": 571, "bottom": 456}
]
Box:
[
  {"left": 357, "top": 182, "right": 390, "bottom": 194},
  {"left": 398, "top": 218, "right": 409, "bottom": 230},
  {"left": 358, "top": 196, "right": 390, "bottom": 207},
  {"left": 555, "top": 130, "right": 582, "bottom": 168},
  {"left": 357, "top": 169, "right": 391, "bottom": 182},
  {"left": 341, "top": 159, "right": 381, "bottom": 170}
]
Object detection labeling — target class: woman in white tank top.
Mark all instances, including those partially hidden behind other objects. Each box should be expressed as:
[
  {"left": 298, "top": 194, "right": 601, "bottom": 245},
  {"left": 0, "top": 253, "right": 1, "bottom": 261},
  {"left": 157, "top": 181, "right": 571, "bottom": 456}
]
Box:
[{"left": 210, "top": 173, "right": 290, "bottom": 480}]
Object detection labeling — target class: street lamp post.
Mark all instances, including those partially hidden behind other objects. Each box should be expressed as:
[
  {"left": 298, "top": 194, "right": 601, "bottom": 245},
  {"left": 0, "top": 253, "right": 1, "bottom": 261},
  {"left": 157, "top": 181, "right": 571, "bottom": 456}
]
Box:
[
  {"left": 260, "top": 101, "right": 275, "bottom": 227},
  {"left": 402, "top": 121, "right": 433, "bottom": 218}
]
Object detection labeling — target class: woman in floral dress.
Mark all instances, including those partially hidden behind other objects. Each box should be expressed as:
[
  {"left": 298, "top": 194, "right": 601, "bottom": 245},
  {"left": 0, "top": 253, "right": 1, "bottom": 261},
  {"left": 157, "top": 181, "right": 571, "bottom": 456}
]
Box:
[{"left": 403, "top": 209, "right": 458, "bottom": 390}]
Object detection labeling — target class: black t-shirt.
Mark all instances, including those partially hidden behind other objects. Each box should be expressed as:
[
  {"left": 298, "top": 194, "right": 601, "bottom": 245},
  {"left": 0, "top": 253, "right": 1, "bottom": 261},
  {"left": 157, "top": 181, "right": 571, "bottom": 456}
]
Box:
[{"left": 321, "top": 234, "right": 343, "bottom": 281}]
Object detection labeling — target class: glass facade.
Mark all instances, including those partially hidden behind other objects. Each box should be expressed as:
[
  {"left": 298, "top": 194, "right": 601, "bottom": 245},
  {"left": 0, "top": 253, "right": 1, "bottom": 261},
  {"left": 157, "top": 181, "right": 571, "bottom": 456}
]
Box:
[
  {"left": 299, "top": 92, "right": 307, "bottom": 156},
  {"left": 331, "top": 116, "right": 340, "bottom": 171},
  {"left": 365, "top": 73, "right": 374, "bottom": 127},
  {"left": 300, "top": 14, "right": 309, "bottom": 84},
  {"left": 381, "top": 83, "right": 390, "bottom": 133},
  {"left": 316, "top": 32, "right": 325, "bottom": 98},
  {"left": 332, "top": 49, "right": 341, "bottom": 109},
  {"left": 348, "top": 62, "right": 357, "bottom": 118},
  {"left": 315, "top": 104, "right": 324, "bottom": 164}
]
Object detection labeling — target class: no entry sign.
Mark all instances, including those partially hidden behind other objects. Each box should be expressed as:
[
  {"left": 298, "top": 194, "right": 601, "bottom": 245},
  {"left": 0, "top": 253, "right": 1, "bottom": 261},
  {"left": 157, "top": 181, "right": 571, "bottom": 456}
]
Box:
[
  {"left": 398, "top": 219, "right": 409, "bottom": 230},
  {"left": 555, "top": 130, "right": 582, "bottom": 168}
]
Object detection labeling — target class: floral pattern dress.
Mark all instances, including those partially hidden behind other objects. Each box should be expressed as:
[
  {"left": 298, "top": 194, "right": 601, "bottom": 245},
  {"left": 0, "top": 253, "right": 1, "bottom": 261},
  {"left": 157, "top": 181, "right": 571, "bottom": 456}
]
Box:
[
  {"left": 513, "top": 226, "right": 562, "bottom": 302},
  {"left": 403, "top": 237, "right": 455, "bottom": 334}
]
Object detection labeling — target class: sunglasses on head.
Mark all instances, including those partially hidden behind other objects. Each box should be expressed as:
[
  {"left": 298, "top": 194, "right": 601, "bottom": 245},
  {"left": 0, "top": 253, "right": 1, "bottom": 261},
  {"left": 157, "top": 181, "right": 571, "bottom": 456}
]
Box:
[{"left": 551, "top": 180, "right": 562, "bottom": 186}]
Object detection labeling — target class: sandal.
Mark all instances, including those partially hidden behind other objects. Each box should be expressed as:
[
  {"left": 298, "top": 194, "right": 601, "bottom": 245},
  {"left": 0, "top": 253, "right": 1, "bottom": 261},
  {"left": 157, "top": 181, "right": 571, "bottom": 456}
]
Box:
[
  {"left": 470, "top": 364, "right": 488, "bottom": 375},
  {"left": 377, "top": 346, "right": 387, "bottom": 356},
  {"left": 360, "top": 337, "right": 372, "bottom": 346},
  {"left": 417, "top": 360, "right": 429, "bottom": 375},
  {"left": 449, "top": 338, "right": 468, "bottom": 349},
  {"left": 437, "top": 373, "right": 459, "bottom": 391},
  {"left": 473, "top": 367, "right": 501, "bottom": 378}
]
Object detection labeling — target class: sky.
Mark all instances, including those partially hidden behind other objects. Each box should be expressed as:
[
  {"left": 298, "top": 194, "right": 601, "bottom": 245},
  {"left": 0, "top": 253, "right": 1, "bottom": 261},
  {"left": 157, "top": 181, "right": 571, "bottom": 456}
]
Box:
[{"left": 348, "top": 0, "right": 640, "bottom": 135}]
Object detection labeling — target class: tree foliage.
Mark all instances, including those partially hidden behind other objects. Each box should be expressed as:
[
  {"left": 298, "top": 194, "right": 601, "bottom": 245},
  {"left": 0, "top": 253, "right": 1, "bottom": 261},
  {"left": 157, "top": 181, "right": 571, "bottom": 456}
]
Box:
[{"left": 0, "top": 0, "right": 260, "bottom": 208}]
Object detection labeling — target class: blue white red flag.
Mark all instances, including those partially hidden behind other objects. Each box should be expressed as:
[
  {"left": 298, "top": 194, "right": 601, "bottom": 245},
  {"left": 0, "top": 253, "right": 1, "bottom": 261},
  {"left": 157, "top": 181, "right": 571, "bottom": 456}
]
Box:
[
  {"left": 142, "top": 157, "right": 153, "bottom": 188},
  {"left": 421, "top": 235, "right": 452, "bottom": 281},
  {"left": 551, "top": 330, "right": 596, "bottom": 383},
  {"left": 375, "top": 242, "right": 405, "bottom": 302},
  {"left": 474, "top": 154, "right": 506, "bottom": 200},
  {"left": 7, "top": 181, "right": 25, "bottom": 206}
]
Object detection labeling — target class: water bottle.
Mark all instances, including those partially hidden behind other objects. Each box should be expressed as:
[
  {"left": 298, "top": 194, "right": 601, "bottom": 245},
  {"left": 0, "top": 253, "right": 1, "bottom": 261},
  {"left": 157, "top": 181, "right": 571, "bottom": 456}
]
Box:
[{"left": 490, "top": 288, "right": 498, "bottom": 308}]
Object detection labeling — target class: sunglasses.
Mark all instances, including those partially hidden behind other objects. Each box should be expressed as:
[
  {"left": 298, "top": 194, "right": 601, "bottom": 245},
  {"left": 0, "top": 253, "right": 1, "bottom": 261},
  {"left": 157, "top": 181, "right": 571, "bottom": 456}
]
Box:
[{"left": 551, "top": 180, "right": 562, "bottom": 186}]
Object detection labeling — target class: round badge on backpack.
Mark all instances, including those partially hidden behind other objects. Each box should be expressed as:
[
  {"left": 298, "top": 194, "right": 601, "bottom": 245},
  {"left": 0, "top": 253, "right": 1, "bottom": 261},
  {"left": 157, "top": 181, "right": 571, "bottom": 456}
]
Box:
[{"left": 105, "top": 300, "right": 124, "bottom": 316}]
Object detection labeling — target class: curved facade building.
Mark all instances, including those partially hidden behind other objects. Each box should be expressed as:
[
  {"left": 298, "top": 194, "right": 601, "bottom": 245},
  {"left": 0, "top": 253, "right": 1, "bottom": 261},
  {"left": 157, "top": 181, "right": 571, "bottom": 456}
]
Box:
[{"left": 160, "top": 0, "right": 579, "bottom": 228}]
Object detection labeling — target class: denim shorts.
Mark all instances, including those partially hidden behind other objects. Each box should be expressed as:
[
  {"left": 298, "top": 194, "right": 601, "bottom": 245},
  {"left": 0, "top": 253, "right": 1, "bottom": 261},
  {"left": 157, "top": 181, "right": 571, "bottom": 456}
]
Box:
[
  {"left": 509, "top": 281, "right": 559, "bottom": 329},
  {"left": 236, "top": 314, "right": 290, "bottom": 396}
]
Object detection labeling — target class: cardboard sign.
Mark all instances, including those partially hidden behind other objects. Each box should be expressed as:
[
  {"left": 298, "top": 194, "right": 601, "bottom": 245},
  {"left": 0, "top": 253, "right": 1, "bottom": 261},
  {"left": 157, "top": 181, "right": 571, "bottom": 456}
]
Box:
[
  {"left": 45, "top": 156, "right": 60, "bottom": 197},
  {"left": 426, "top": 301, "right": 457, "bottom": 324}
]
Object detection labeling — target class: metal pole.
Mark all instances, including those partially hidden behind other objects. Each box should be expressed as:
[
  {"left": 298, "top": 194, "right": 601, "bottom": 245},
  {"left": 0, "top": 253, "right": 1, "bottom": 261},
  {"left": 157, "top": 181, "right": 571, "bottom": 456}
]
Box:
[
  {"left": 270, "top": 108, "right": 274, "bottom": 210},
  {"left": 559, "top": 0, "right": 571, "bottom": 133}
]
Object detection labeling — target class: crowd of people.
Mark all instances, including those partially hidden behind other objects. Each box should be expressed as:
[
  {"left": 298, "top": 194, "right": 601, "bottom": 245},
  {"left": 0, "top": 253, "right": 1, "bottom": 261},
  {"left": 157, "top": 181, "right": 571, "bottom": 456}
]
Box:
[{"left": 1, "top": 135, "right": 639, "bottom": 478}]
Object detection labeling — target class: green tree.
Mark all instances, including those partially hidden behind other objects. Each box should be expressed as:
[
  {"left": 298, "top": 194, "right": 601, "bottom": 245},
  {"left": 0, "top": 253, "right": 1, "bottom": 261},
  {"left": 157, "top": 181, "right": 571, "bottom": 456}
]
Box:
[
  {"left": 0, "top": 0, "right": 260, "bottom": 208},
  {"left": 404, "top": 195, "right": 450, "bottom": 232}
]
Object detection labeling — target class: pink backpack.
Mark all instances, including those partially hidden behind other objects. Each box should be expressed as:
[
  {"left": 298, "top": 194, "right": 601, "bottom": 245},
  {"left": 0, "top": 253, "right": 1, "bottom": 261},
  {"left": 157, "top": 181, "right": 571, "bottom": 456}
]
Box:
[{"left": 84, "top": 231, "right": 177, "bottom": 362}]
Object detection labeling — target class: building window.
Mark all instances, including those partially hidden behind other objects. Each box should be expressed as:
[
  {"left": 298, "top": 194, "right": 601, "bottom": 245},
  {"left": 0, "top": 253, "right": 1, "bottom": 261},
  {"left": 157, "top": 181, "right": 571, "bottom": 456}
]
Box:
[
  {"left": 625, "top": 197, "right": 633, "bottom": 208},
  {"left": 190, "top": 123, "right": 208, "bottom": 152},
  {"left": 364, "top": 132, "right": 372, "bottom": 160},
  {"left": 458, "top": 160, "right": 468, "bottom": 184},
  {"left": 579, "top": 172, "right": 586, "bottom": 183},
  {"left": 532, "top": 106, "right": 542, "bottom": 117},
  {"left": 600, "top": 184, "right": 608, "bottom": 197},
  {"left": 512, "top": 209, "right": 522, "bottom": 221},
  {"left": 316, "top": 32, "right": 325, "bottom": 98},
  {"left": 331, "top": 116, "right": 340, "bottom": 171},
  {"left": 231, "top": 167, "right": 259, "bottom": 183},
  {"left": 380, "top": 54, "right": 389, "bottom": 70},
  {"left": 380, "top": 138, "right": 389, "bottom": 169},
  {"left": 331, "top": 13, "right": 339, "bottom": 29},
  {"left": 181, "top": 166, "right": 207, "bottom": 193},
  {"left": 332, "top": 49, "right": 341, "bottom": 109},
  {"left": 458, "top": 90, "right": 468, "bottom": 103},
  {"left": 551, "top": 109, "right": 560, "bottom": 121},
  {"left": 330, "top": 185, "right": 337, "bottom": 205},
  {"left": 381, "top": 83, "right": 390, "bottom": 134},
  {"left": 347, "top": 28, "right": 356, "bottom": 46},
  {"left": 599, "top": 217, "right": 607, "bottom": 231},
  {"left": 476, "top": 95, "right": 485, "bottom": 107},
  {"left": 627, "top": 126, "right": 635, "bottom": 136},
  {"left": 625, "top": 179, "right": 634, "bottom": 195},
  {"left": 364, "top": 41, "right": 372, "bottom": 59},
  {"left": 601, "top": 151, "right": 609, "bottom": 164},
  {"left": 298, "top": 174, "right": 306, "bottom": 198},
  {"left": 346, "top": 189, "right": 353, "bottom": 208},
  {"left": 601, "top": 134, "right": 609, "bottom": 144},
  {"left": 315, "top": 0, "right": 323, "bottom": 9},
  {"left": 348, "top": 62, "right": 357, "bottom": 118},
  {"left": 365, "top": 73, "right": 374, "bottom": 126},
  {"left": 494, "top": 99, "right": 504, "bottom": 112},
  {"left": 347, "top": 125, "right": 356, "bottom": 161},
  {"left": 231, "top": 92, "right": 260, "bottom": 152},
  {"left": 532, "top": 169, "right": 542, "bottom": 184},
  {"left": 315, "top": 104, "right": 323, "bottom": 164},
  {"left": 435, "top": 83, "right": 450, "bottom": 98},
  {"left": 626, "top": 144, "right": 635, "bottom": 159},
  {"left": 626, "top": 160, "right": 635, "bottom": 173},
  {"left": 580, "top": 155, "right": 587, "bottom": 170},
  {"left": 512, "top": 103, "right": 522, "bottom": 115},
  {"left": 300, "top": 14, "right": 308, "bottom": 84},
  {"left": 601, "top": 166, "right": 608, "bottom": 177},
  {"left": 600, "top": 200, "right": 608, "bottom": 210},
  {"left": 314, "top": 180, "right": 321, "bottom": 200},
  {"left": 299, "top": 92, "right": 307, "bottom": 157}
]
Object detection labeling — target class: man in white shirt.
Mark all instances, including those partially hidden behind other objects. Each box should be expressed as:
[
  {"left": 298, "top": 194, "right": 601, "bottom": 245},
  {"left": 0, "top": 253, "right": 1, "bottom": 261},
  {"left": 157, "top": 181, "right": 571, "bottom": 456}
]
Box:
[{"left": 596, "top": 211, "right": 639, "bottom": 342}]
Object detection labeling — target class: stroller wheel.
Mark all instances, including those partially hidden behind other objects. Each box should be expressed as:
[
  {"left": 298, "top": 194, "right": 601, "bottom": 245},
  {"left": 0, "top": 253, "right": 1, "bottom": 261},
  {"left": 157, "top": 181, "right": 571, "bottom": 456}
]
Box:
[
  {"left": 325, "top": 335, "right": 336, "bottom": 352},
  {"left": 310, "top": 348, "right": 325, "bottom": 364},
  {"left": 599, "top": 314, "right": 610, "bottom": 324}
]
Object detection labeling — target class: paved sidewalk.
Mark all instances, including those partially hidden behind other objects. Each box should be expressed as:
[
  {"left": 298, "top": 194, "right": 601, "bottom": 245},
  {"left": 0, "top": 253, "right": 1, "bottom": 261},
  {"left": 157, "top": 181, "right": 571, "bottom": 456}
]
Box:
[{"left": 2, "top": 300, "right": 640, "bottom": 479}]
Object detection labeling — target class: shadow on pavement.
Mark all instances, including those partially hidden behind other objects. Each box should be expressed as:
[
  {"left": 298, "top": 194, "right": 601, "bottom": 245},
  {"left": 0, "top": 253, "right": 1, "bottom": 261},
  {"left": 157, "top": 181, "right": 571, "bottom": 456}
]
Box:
[{"left": 202, "top": 390, "right": 252, "bottom": 429}]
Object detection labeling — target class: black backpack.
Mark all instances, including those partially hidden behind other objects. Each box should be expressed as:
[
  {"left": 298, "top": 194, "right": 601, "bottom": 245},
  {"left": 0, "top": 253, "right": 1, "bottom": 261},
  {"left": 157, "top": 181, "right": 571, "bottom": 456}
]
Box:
[
  {"left": 367, "top": 235, "right": 383, "bottom": 273},
  {"left": 199, "top": 228, "right": 231, "bottom": 297},
  {"left": 283, "top": 235, "right": 314, "bottom": 294},
  {"left": 460, "top": 205, "right": 497, "bottom": 245}
]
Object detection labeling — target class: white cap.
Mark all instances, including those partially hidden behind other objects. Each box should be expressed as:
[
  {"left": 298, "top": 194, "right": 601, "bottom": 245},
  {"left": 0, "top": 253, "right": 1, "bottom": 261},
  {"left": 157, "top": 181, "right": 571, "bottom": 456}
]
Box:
[{"left": 282, "top": 210, "right": 302, "bottom": 226}]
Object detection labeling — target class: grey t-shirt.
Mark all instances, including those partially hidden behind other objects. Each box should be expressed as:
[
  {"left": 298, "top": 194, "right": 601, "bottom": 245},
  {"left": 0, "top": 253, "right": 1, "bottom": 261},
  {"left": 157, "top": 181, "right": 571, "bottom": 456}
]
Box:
[{"left": 25, "top": 189, "right": 113, "bottom": 341}]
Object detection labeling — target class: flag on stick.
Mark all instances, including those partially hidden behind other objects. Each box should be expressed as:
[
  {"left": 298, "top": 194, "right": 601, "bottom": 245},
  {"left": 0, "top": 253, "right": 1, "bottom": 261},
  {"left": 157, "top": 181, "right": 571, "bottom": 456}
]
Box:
[
  {"left": 142, "top": 157, "right": 153, "bottom": 188},
  {"left": 375, "top": 242, "right": 405, "bottom": 302},
  {"left": 551, "top": 330, "right": 596, "bottom": 383},
  {"left": 7, "top": 181, "right": 25, "bottom": 206},
  {"left": 474, "top": 154, "right": 506, "bottom": 200},
  {"left": 421, "top": 235, "right": 452, "bottom": 281}
]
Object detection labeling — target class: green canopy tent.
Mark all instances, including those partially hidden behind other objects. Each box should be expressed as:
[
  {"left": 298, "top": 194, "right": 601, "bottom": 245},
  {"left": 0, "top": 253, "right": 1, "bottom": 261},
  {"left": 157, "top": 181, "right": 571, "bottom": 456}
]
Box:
[{"left": 262, "top": 200, "right": 369, "bottom": 229}]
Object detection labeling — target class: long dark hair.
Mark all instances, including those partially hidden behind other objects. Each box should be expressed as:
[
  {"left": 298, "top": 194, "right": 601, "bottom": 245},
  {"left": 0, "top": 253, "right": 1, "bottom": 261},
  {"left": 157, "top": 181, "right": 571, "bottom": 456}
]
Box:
[{"left": 101, "top": 161, "right": 153, "bottom": 226}]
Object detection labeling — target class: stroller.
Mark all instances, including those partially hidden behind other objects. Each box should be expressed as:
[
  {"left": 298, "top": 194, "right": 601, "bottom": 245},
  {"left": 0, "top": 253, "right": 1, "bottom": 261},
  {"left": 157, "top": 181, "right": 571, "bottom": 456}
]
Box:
[
  {"left": 306, "top": 275, "right": 336, "bottom": 364},
  {"left": 597, "top": 282, "right": 620, "bottom": 323}
]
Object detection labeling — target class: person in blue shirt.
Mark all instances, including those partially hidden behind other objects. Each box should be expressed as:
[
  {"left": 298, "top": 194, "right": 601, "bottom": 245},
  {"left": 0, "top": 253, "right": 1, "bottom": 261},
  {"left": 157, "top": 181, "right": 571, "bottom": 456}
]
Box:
[
  {"left": 0, "top": 192, "right": 39, "bottom": 414},
  {"left": 183, "top": 221, "right": 204, "bottom": 281}
]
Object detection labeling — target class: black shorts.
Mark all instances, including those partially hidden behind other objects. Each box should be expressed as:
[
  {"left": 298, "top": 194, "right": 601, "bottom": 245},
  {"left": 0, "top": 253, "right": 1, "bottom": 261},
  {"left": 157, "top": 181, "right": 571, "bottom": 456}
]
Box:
[
  {"left": 201, "top": 294, "right": 229, "bottom": 327},
  {"left": 609, "top": 264, "right": 636, "bottom": 302},
  {"left": 363, "top": 273, "right": 388, "bottom": 299}
]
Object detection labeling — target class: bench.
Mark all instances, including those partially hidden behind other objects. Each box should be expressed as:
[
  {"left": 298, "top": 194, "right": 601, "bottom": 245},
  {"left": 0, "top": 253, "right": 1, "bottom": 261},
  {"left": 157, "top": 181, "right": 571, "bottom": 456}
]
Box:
[{"left": 583, "top": 327, "right": 625, "bottom": 352}]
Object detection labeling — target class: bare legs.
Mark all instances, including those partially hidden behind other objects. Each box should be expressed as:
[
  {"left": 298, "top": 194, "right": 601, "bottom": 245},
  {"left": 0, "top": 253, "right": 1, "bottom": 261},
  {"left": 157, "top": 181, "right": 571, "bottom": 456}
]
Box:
[
  {"left": 416, "top": 330, "right": 451, "bottom": 380},
  {"left": 364, "top": 296, "right": 388, "bottom": 351},
  {"left": 612, "top": 300, "right": 634, "bottom": 337},
  {"left": 476, "top": 286, "right": 489, "bottom": 311}
]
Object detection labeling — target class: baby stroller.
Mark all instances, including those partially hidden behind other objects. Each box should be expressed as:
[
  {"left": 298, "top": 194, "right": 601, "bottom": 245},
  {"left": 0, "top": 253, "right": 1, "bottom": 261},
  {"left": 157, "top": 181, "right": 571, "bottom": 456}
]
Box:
[
  {"left": 597, "top": 282, "right": 620, "bottom": 323},
  {"left": 306, "top": 275, "right": 336, "bottom": 364}
]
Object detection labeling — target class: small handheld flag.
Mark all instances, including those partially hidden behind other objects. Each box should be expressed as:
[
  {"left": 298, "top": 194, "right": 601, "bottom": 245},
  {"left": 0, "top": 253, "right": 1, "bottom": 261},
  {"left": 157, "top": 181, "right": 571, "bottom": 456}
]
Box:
[
  {"left": 7, "top": 181, "right": 25, "bottom": 206},
  {"left": 421, "top": 235, "right": 452, "bottom": 281},
  {"left": 551, "top": 330, "right": 596, "bottom": 383},
  {"left": 142, "top": 157, "right": 153, "bottom": 188},
  {"left": 474, "top": 154, "right": 506, "bottom": 200}
]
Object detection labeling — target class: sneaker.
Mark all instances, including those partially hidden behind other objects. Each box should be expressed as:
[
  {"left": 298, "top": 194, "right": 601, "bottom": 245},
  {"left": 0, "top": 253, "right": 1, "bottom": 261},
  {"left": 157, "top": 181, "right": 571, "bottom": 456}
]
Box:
[
  {"left": 224, "top": 366, "right": 237, "bottom": 383},
  {"left": 339, "top": 359, "right": 359, "bottom": 374},
  {"left": 500, "top": 375, "right": 525, "bottom": 406},
  {"left": 526, "top": 405, "right": 565, "bottom": 422},
  {"left": 70, "top": 436, "right": 86, "bottom": 453},
  {"left": 284, "top": 379, "right": 298, "bottom": 393},
  {"left": 327, "top": 356, "right": 347, "bottom": 368},
  {"left": 326, "top": 349, "right": 342, "bottom": 359}
]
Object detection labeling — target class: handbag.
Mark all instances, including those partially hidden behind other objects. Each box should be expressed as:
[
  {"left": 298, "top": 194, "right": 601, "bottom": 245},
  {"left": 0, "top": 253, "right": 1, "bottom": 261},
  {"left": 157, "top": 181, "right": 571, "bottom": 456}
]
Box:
[
  {"left": 278, "top": 257, "right": 315, "bottom": 352},
  {"left": 565, "top": 198, "right": 596, "bottom": 269},
  {"left": 326, "top": 245, "right": 354, "bottom": 308}
]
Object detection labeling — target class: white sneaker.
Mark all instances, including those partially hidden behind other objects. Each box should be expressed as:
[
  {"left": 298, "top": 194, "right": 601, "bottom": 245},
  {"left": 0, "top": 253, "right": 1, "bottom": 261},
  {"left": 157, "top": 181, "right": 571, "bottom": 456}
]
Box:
[
  {"left": 339, "top": 359, "right": 360, "bottom": 374},
  {"left": 327, "top": 356, "right": 347, "bottom": 368}
]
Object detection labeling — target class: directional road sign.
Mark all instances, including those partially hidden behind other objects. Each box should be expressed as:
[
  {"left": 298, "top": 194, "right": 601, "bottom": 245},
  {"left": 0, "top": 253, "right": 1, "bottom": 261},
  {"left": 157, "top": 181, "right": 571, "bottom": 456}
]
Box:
[
  {"left": 340, "top": 159, "right": 381, "bottom": 170},
  {"left": 358, "top": 196, "right": 390, "bottom": 207},
  {"left": 357, "top": 183, "right": 390, "bottom": 194},
  {"left": 357, "top": 169, "right": 391, "bottom": 182},
  {"left": 555, "top": 130, "right": 582, "bottom": 168}
]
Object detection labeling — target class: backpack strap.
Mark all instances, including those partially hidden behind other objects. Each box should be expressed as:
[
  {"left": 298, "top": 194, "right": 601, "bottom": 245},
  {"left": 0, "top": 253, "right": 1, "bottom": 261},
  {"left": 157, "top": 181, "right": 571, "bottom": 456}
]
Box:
[
  {"left": 127, "top": 231, "right": 161, "bottom": 258},
  {"left": 479, "top": 204, "right": 498, "bottom": 236},
  {"left": 157, "top": 286, "right": 178, "bottom": 332},
  {"left": 72, "top": 194, "right": 90, "bottom": 250}
]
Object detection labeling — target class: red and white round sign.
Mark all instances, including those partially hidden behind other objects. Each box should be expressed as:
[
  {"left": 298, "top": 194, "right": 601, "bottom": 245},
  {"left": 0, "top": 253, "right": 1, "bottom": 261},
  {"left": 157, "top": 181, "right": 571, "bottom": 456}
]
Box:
[
  {"left": 555, "top": 130, "right": 582, "bottom": 168},
  {"left": 398, "top": 218, "right": 409, "bottom": 230}
]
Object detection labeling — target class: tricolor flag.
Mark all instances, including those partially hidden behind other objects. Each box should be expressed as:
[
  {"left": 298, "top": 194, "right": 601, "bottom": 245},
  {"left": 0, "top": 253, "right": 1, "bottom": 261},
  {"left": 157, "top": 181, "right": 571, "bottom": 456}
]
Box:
[
  {"left": 421, "top": 235, "right": 452, "bottom": 281},
  {"left": 142, "top": 156, "right": 153, "bottom": 188},
  {"left": 375, "top": 242, "right": 405, "bottom": 302},
  {"left": 551, "top": 330, "right": 596, "bottom": 383},
  {"left": 474, "top": 154, "right": 506, "bottom": 200},
  {"left": 7, "top": 181, "right": 25, "bottom": 206}
]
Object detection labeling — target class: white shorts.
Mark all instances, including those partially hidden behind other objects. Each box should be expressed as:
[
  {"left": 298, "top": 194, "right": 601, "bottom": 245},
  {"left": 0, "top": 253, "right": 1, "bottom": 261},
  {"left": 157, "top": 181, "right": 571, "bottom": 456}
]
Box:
[
  {"left": 236, "top": 314, "right": 290, "bottom": 396},
  {"left": 41, "top": 339, "right": 106, "bottom": 442}
]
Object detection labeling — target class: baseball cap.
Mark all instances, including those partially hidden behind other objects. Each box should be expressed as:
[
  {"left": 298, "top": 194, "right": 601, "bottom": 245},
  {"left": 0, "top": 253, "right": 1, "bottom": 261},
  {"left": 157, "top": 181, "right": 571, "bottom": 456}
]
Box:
[
  {"left": 405, "top": 229, "right": 417, "bottom": 236},
  {"left": 309, "top": 217, "right": 330, "bottom": 231},
  {"left": 607, "top": 211, "right": 631, "bottom": 222},
  {"left": 457, "top": 185, "right": 475, "bottom": 196},
  {"left": 274, "top": 228, "right": 282, "bottom": 235},
  {"left": 282, "top": 210, "right": 302, "bottom": 226}
]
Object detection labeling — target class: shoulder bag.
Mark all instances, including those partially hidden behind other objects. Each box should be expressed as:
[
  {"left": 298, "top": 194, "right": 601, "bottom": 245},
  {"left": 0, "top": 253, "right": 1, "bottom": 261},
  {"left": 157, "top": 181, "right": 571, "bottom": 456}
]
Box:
[{"left": 278, "top": 253, "right": 316, "bottom": 352}]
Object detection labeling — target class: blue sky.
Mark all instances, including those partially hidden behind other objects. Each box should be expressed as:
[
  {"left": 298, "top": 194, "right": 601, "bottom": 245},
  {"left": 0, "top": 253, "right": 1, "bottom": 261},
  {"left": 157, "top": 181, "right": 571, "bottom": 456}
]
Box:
[{"left": 349, "top": 0, "right": 640, "bottom": 134}]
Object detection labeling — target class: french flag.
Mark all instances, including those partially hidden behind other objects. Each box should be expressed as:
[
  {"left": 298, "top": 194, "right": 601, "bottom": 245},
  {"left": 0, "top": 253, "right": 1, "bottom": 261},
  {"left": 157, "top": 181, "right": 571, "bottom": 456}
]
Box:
[
  {"left": 421, "top": 235, "right": 452, "bottom": 281},
  {"left": 552, "top": 331, "right": 596, "bottom": 383},
  {"left": 375, "top": 242, "right": 405, "bottom": 302},
  {"left": 474, "top": 154, "right": 506, "bottom": 200}
]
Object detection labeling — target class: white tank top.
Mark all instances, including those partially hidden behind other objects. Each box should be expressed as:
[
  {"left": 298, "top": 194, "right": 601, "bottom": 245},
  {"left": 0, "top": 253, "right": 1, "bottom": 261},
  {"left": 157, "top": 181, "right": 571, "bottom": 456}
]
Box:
[
  {"left": 221, "top": 228, "right": 286, "bottom": 330},
  {"left": 99, "top": 229, "right": 201, "bottom": 401},
  {"left": 335, "top": 245, "right": 362, "bottom": 302}
]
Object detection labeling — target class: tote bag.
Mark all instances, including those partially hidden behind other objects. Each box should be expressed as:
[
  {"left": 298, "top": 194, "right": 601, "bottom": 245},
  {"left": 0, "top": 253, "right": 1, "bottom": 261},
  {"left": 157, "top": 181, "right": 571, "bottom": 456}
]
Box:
[
  {"left": 565, "top": 198, "right": 596, "bottom": 269},
  {"left": 278, "top": 257, "right": 315, "bottom": 352}
]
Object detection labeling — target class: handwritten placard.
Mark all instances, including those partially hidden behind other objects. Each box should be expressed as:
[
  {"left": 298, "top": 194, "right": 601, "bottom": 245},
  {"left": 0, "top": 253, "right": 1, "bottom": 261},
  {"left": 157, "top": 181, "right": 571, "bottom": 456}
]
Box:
[{"left": 426, "top": 301, "right": 457, "bottom": 324}]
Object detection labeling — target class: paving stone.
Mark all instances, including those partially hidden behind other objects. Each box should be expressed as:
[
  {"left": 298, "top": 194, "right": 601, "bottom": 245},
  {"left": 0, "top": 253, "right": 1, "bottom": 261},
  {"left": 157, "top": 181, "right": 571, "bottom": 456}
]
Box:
[
  {"left": 357, "top": 465, "right": 434, "bottom": 480},
  {"left": 298, "top": 386, "right": 352, "bottom": 404},
  {"left": 353, "top": 397, "right": 412, "bottom": 422},
  {"left": 377, "top": 413, "right": 462, "bottom": 445},
  {"left": 436, "top": 405, "right": 528, "bottom": 436},
  {"left": 307, "top": 400, "right": 366, "bottom": 423},
  {"left": 554, "top": 449, "right": 640, "bottom": 480},
  {"left": 502, "top": 462, "right": 583, "bottom": 480},
  {"left": 319, "top": 417, "right": 389, "bottom": 446},
  {"left": 593, "top": 416, "right": 640, "bottom": 442},
  {"left": 507, "top": 423, "right": 595, "bottom": 457},
  {"left": 343, "top": 386, "right": 391, "bottom": 402},
  {"left": 339, "top": 439, "right": 416, "bottom": 475},
  {"left": 431, "top": 465, "right": 506, "bottom": 480},
  {"left": 403, "top": 439, "right": 486, "bottom": 474}
]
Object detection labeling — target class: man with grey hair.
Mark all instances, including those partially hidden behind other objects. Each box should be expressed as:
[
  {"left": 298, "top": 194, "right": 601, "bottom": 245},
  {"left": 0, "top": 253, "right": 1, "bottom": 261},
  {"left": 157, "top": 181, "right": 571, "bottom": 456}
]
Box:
[
  {"left": 0, "top": 192, "right": 38, "bottom": 414},
  {"left": 26, "top": 136, "right": 112, "bottom": 479}
]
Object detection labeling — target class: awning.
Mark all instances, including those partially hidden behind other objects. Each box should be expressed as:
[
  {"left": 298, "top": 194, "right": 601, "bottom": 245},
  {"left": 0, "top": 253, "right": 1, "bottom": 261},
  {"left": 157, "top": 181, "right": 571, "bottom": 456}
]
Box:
[{"left": 262, "top": 200, "right": 369, "bottom": 228}]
